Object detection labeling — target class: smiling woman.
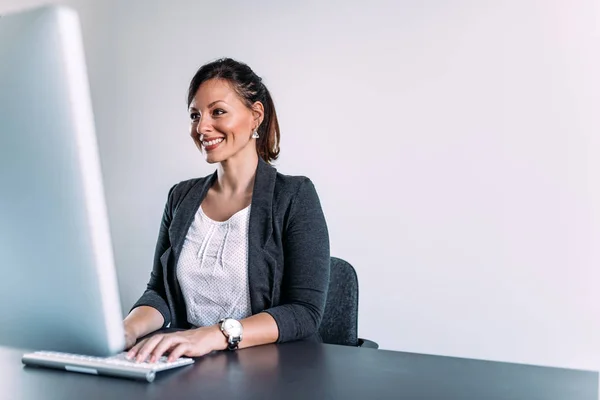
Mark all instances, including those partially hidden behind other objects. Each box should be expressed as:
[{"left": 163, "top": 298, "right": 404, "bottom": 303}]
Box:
[
  {"left": 188, "top": 78, "right": 268, "bottom": 165},
  {"left": 122, "top": 58, "right": 330, "bottom": 363},
  {"left": 188, "top": 59, "right": 280, "bottom": 164}
]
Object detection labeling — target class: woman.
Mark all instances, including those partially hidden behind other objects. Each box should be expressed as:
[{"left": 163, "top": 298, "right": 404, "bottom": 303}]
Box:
[{"left": 123, "top": 58, "right": 330, "bottom": 363}]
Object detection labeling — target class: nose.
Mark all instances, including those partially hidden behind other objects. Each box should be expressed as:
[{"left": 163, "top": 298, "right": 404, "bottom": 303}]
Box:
[{"left": 196, "top": 115, "right": 212, "bottom": 136}]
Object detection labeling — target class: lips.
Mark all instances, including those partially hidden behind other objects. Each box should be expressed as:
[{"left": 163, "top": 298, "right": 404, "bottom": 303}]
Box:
[{"left": 201, "top": 137, "right": 224, "bottom": 150}]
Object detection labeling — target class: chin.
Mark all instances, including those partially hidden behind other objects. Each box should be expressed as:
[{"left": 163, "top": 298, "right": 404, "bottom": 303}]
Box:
[{"left": 204, "top": 152, "right": 226, "bottom": 164}]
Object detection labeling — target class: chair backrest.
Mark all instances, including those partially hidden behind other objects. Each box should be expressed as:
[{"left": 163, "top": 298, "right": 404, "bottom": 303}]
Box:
[{"left": 319, "top": 257, "right": 359, "bottom": 346}]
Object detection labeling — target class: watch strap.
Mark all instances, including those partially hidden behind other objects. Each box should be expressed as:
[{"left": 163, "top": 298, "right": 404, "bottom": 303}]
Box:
[{"left": 227, "top": 336, "right": 240, "bottom": 350}]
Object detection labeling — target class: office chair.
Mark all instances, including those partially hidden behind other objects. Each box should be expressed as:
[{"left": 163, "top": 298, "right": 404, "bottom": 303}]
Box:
[{"left": 319, "top": 257, "right": 379, "bottom": 348}]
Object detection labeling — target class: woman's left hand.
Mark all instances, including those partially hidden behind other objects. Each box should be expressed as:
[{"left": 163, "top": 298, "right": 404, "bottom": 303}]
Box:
[{"left": 126, "top": 325, "right": 227, "bottom": 363}]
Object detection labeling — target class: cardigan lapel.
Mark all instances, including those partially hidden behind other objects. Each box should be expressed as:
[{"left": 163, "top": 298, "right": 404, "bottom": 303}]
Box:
[
  {"left": 249, "top": 158, "right": 276, "bottom": 248},
  {"left": 169, "top": 172, "right": 217, "bottom": 259},
  {"left": 247, "top": 158, "right": 277, "bottom": 314}
]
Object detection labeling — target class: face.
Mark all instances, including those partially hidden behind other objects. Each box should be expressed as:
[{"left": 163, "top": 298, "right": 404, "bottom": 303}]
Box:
[{"left": 189, "top": 78, "right": 263, "bottom": 164}]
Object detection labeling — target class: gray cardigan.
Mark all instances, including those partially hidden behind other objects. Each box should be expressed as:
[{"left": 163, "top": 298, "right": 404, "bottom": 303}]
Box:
[{"left": 132, "top": 158, "right": 331, "bottom": 343}]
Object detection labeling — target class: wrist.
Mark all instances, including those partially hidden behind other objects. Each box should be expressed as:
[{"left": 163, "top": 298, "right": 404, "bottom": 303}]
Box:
[
  {"left": 123, "top": 320, "right": 140, "bottom": 339},
  {"left": 210, "top": 324, "right": 228, "bottom": 351},
  {"left": 217, "top": 318, "right": 244, "bottom": 351}
]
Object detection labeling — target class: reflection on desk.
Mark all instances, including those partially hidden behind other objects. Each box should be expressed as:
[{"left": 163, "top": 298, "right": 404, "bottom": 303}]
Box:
[{"left": 2, "top": 342, "right": 597, "bottom": 400}]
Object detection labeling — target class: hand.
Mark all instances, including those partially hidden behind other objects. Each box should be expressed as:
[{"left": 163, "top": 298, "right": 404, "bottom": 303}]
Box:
[
  {"left": 126, "top": 325, "right": 227, "bottom": 363},
  {"left": 123, "top": 326, "right": 137, "bottom": 350}
]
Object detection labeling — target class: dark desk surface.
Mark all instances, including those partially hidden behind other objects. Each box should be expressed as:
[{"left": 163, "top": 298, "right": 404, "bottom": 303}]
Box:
[{"left": 1, "top": 342, "right": 597, "bottom": 400}]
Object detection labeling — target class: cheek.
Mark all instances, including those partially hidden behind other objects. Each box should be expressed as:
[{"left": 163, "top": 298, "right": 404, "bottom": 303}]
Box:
[{"left": 215, "top": 118, "right": 250, "bottom": 137}]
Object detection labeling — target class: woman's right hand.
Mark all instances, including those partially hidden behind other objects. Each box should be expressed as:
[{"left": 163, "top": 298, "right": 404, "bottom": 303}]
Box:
[
  {"left": 124, "top": 326, "right": 138, "bottom": 350},
  {"left": 122, "top": 306, "right": 165, "bottom": 350}
]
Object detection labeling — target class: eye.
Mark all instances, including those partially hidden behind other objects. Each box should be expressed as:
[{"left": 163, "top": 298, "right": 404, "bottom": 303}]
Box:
[
  {"left": 189, "top": 112, "right": 200, "bottom": 121},
  {"left": 212, "top": 108, "right": 226, "bottom": 116}
]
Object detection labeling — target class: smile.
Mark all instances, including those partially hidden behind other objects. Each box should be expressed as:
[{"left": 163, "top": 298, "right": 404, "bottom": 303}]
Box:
[{"left": 202, "top": 138, "right": 224, "bottom": 148}]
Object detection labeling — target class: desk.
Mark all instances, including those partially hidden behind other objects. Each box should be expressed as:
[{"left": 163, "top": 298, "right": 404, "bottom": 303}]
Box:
[{"left": 1, "top": 343, "right": 597, "bottom": 400}]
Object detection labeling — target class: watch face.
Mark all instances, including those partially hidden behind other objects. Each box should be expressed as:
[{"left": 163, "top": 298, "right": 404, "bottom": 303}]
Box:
[{"left": 223, "top": 319, "right": 242, "bottom": 337}]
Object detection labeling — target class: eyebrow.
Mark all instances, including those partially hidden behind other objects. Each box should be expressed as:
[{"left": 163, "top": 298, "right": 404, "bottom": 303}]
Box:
[{"left": 189, "top": 100, "right": 226, "bottom": 111}]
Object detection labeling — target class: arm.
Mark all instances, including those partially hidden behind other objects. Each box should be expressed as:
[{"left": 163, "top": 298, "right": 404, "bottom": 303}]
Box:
[
  {"left": 236, "top": 312, "right": 279, "bottom": 348},
  {"left": 263, "top": 178, "right": 331, "bottom": 342},
  {"left": 124, "top": 185, "right": 177, "bottom": 343},
  {"left": 123, "top": 306, "right": 164, "bottom": 348},
  {"left": 127, "top": 312, "right": 279, "bottom": 362},
  {"left": 186, "top": 312, "right": 280, "bottom": 352}
]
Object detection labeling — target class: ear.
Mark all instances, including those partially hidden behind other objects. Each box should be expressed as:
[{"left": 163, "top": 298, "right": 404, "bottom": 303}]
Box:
[{"left": 251, "top": 101, "right": 265, "bottom": 130}]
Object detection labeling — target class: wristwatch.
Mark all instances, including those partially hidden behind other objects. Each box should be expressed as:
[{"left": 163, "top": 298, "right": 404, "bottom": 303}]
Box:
[{"left": 219, "top": 318, "right": 243, "bottom": 350}]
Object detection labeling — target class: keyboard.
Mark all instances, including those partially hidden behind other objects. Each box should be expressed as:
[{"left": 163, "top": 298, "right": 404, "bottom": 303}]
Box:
[{"left": 21, "top": 350, "right": 195, "bottom": 382}]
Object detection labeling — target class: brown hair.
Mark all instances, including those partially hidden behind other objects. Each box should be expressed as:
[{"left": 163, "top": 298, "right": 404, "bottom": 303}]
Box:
[{"left": 187, "top": 58, "right": 280, "bottom": 163}]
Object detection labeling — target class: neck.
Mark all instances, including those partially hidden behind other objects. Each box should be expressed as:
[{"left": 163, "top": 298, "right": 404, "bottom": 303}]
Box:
[{"left": 215, "top": 150, "right": 259, "bottom": 195}]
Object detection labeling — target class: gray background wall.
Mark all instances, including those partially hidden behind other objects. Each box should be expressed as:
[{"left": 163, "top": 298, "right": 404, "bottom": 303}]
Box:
[{"left": 2, "top": 0, "right": 599, "bottom": 372}]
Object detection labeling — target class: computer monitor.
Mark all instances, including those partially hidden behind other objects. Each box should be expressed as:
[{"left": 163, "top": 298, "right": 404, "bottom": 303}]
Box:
[{"left": 0, "top": 5, "right": 125, "bottom": 356}]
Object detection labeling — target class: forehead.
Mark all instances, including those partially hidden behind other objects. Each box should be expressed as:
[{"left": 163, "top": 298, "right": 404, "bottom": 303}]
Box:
[{"left": 190, "top": 78, "right": 242, "bottom": 108}]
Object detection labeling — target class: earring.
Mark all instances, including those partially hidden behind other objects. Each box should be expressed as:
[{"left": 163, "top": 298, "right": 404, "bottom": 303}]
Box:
[{"left": 252, "top": 129, "right": 259, "bottom": 139}]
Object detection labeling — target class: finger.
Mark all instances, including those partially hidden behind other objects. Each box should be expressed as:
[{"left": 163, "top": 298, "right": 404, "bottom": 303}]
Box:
[
  {"left": 150, "top": 335, "right": 182, "bottom": 363},
  {"left": 167, "top": 343, "right": 191, "bottom": 362},
  {"left": 126, "top": 338, "right": 148, "bottom": 359},
  {"left": 135, "top": 334, "right": 165, "bottom": 363}
]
